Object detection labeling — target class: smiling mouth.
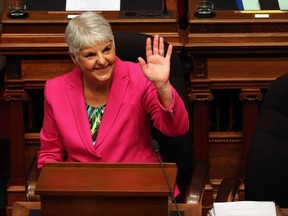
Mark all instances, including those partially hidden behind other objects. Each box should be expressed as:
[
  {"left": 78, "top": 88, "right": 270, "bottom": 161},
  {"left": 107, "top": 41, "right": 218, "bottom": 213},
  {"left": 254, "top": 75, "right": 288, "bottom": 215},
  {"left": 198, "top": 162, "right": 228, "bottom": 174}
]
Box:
[{"left": 95, "top": 65, "right": 110, "bottom": 73}]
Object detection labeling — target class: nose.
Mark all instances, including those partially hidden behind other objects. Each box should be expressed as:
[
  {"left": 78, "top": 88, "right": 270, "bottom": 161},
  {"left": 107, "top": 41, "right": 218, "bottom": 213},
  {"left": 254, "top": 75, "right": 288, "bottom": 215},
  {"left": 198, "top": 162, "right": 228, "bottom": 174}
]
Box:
[{"left": 96, "top": 54, "right": 105, "bottom": 65}]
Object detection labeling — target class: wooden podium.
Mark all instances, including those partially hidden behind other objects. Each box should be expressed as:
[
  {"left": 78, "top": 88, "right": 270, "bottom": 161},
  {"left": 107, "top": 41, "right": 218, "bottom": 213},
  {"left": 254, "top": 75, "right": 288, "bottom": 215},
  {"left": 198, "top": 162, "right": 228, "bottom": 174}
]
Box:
[{"left": 34, "top": 162, "right": 178, "bottom": 216}]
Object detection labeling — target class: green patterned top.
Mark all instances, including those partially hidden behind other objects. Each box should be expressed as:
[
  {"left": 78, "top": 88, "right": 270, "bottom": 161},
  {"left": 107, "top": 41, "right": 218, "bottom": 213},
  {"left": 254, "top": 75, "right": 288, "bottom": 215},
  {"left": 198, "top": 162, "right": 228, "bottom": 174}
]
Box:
[{"left": 86, "top": 103, "right": 106, "bottom": 145}]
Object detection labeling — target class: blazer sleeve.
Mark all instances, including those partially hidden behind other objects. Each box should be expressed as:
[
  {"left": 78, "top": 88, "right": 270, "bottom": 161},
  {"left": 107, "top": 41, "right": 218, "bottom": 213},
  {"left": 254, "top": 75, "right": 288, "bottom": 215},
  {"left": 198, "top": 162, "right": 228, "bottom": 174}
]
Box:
[
  {"left": 143, "top": 82, "right": 189, "bottom": 137},
  {"left": 38, "top": 80, "right": 67, "bottom": 169}
]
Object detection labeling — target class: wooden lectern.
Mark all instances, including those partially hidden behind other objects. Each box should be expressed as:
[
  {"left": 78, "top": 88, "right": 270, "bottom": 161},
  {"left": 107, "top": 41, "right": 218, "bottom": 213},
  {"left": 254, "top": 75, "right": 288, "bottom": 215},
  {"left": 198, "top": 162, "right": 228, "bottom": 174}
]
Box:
[{"left": 34, "top": 162, "right": 178, "bottom": 216}]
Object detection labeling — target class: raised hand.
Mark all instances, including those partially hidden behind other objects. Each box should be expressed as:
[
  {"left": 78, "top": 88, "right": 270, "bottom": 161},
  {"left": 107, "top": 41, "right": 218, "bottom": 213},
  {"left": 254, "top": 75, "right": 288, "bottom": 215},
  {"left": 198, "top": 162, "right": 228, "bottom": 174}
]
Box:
[
  {"left": 138, "top": 34, "right": 173, "bottom": 108},
  {"left": 138, "top": 34, "right": 173, "bottom": 86}
]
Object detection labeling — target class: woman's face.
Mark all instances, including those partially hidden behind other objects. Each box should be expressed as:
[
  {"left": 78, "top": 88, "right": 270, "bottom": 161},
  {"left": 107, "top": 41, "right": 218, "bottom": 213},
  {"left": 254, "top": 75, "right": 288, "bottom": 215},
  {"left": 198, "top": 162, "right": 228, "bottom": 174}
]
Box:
[{"left": 71, "top": 40, "right": 117, "bottom": 85}]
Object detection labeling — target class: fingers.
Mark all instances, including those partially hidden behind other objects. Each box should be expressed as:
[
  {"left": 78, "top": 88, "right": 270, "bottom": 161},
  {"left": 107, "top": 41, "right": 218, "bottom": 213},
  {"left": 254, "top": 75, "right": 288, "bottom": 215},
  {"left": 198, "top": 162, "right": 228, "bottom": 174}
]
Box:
[
  {"left": 138, "top": 57, "right": 146, "bottom": 68},
  {"left": 153, "top": 34, "right": 160, "bottom": 56},
  {"left": 146, "top": 37, "right": 153, "bottom": 59},
  {"left": 158, "top": 36, "right": 165, "bottom": 56},
  {"left": 166, "top": 44, "right": 173, "bottom": 59},
  {"left": 145, "top": 34, "right": 173, "bottom": 59},
  {"left": 153, "top": 34, "right": 171, "bottom": 57},
  {"left": 152, "top": 34, "right": 163, "bottom": 56}
]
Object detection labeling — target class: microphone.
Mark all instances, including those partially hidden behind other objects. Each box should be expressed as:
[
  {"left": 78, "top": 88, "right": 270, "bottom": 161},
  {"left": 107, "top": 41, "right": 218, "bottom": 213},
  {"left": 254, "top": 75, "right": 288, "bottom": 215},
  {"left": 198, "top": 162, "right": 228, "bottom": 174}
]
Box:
[
  {"left": 150, "top": 140, "right": 182, "bottom": 216},
  {"left": 163, "top": 0, "right": 168, "bottom": 15}
]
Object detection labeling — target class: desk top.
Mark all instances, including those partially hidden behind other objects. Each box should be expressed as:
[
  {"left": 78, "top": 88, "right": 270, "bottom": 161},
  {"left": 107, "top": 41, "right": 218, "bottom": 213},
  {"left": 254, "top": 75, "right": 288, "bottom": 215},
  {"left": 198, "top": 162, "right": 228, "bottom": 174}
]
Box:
[
  {"left": 187, "top": 4, "right": 288, "bottom": 40},
  {"left": 282, "top": 208, "right": 288, "bottom": 216},
  {"left": 186, "top": 9, "right": 288, "bottom": 48},
  {"left": 35, "top": 163, "right": 177, "bottom": 197},
  {"left": 0, "top": 7, "right": 183, "bottom": 54}
]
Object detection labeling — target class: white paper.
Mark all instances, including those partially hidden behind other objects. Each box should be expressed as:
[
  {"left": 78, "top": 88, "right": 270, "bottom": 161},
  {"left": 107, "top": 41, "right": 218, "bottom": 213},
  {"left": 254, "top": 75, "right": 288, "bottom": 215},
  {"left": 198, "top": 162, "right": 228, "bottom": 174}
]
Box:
[
  {"left": 212, "top": 201, "right": 276, "bottom": 216},
  {"left": 242, "top": 0, "right": 288, "bottom": 10},
  {"left": 242, "top": 0, "right": 260, "bottom": 10},
  {"left": 255, "top": 14, "right": 270, "bottom": 18},
  {"left": 66, "top": 0, "right": 120, "bottom": 11},
  {"left": 278, "top": 0, "right": 288, "bottom": 10}
]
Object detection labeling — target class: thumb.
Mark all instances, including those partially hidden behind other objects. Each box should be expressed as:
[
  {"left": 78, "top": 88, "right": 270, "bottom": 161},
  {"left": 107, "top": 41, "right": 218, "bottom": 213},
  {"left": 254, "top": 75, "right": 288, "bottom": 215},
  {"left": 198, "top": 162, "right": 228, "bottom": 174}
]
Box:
[{"left": 138, "top": 57, "right": 147, "bottom": 70}]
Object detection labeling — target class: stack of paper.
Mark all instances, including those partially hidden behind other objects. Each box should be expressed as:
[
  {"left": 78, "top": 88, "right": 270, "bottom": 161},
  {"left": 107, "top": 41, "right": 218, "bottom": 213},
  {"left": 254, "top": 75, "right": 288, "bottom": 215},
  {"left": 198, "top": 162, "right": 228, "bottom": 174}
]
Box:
[
  {"left": 209, "top": 201, "right": 277, "bottom": 216},
  {"left": 66, "top": 0, "right": 120, "bottom": 11}
]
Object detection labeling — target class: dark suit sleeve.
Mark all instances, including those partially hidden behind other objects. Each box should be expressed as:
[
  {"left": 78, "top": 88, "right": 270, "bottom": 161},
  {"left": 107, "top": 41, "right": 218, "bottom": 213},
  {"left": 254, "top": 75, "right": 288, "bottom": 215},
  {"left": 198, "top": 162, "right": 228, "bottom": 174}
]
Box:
[{"left": 259, "top": 0, "right": 280, "bottom": 9}]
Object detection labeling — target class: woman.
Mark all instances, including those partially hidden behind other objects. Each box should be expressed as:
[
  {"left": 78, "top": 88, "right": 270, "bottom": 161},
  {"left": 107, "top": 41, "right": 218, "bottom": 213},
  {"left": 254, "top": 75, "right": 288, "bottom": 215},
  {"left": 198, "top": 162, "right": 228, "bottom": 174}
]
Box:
[{"left": 38, "top": 11, "right": 189, "bottom": 169}]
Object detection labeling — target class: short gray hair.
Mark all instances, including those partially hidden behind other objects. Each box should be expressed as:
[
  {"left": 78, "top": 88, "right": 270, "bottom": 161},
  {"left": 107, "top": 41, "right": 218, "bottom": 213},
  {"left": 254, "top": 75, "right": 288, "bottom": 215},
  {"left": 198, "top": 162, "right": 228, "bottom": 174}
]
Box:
[{"left": 65, "top": 11, "right": 114, "bottom": 56}]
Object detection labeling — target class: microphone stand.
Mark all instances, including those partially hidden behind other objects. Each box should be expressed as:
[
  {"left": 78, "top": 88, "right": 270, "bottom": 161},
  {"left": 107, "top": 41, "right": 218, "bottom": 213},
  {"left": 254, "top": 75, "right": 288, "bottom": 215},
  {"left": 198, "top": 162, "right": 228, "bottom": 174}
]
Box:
[
  {"left": 163, "top": 0, "right": 168, "bottom": 15},
  {"left": 151, "top": 140, "right": 182, "bottom": 216}
]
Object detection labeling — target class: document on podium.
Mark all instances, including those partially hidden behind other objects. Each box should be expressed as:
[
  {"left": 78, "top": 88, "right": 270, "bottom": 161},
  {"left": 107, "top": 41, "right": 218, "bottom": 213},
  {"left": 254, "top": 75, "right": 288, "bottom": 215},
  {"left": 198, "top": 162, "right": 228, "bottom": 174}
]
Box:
[
  {"left": 211, "top": 201, "right": 277, "bottom": 216},
  {"left": 66, "top": 0, "right": 120, "bottom": 11}
]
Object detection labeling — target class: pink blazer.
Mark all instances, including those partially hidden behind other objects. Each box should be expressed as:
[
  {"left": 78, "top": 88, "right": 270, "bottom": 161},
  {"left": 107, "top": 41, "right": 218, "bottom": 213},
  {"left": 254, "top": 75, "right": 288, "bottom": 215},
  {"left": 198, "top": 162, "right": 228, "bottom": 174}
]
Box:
[{"left": 38, "top": 58, "right": 189, "bottom": 169}]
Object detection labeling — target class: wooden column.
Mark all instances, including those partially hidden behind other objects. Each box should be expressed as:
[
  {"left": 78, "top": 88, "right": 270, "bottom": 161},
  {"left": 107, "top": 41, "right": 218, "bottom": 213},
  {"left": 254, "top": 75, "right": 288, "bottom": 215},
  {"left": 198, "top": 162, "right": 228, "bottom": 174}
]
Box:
[
  {"left": 189, "top": 93, "right": 212, "bottom": 162},
  {"left": 189, "top": 57, "right": 213, "bottom": 162},
  {"left": 4, "top": 56, "right": 28, "bottom": 215},
  {"left": 239, "top": 89, "right": 263, "bottom": 177}
]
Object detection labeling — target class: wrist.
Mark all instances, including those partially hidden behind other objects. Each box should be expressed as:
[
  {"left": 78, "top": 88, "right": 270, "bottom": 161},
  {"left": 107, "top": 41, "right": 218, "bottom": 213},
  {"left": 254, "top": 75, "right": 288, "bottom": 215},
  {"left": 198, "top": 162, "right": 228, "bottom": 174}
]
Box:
[{"left": 155, "top": 81, "right": 173, "bottom": 109}]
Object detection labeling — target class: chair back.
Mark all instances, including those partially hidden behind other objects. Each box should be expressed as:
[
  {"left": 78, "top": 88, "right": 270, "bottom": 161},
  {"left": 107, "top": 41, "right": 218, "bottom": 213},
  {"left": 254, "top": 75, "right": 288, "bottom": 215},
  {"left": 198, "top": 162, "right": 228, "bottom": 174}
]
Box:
[{"left": 245, "top": 73, "right": 288, "bottom": 207}]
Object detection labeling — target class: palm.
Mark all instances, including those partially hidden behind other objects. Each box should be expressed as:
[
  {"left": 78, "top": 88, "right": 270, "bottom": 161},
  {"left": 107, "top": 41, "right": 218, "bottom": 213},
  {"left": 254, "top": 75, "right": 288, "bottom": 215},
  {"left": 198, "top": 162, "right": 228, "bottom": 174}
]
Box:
[{"left": 138, "top": 34, "right": 173, "bottom": 86}]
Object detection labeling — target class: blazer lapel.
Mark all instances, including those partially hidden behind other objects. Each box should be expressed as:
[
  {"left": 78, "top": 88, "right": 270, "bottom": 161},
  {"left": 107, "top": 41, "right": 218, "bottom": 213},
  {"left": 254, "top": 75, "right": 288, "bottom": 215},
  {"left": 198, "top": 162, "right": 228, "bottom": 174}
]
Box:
[
  {"left": 66, "top": 68, "right": 95, "bottom": 152},
  {"left": 95, "top": 58, "right": 129, "bottom": 147}
]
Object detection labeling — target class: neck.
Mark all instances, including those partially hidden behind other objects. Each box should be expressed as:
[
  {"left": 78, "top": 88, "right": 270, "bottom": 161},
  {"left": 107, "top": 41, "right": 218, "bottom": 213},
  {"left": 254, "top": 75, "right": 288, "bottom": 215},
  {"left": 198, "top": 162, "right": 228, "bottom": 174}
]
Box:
[{"left": 83, "top": 77, "right": 111, "bottom": 107}]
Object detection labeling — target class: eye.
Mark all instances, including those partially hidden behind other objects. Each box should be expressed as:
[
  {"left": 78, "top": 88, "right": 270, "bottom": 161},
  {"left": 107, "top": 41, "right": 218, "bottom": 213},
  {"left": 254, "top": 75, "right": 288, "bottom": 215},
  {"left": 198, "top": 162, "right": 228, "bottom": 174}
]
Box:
[
  {"left": 103, "top": 45, "right": 112, "bottom": 54},
  {"left": 84, "top": 52, "right": 96, "bottom": 59}
]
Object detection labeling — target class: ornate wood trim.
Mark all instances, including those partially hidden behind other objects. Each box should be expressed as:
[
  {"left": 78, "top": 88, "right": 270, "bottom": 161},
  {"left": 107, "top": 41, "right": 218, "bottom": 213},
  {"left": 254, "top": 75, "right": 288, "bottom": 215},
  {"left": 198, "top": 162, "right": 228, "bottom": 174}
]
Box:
[
  {"left": 192, "top": 57, "right": 207, "bottom": 78},
  {"left": 25, "top": 133, "right": 40, "bottom": 146},
  {"left": 239, "top": 89, "right": 263, "bottom": 102},
  {"left": 189, "top": 91, "right": 213, "bottom": 102},
  {"left": 5, "top": 57, "right": 22, "bottom": 79},
  {"left": 4, "top": 89, "right": 28, "bottom": 102},
  {"left": 209, "top": 131, "right": 243, "bottom": 145}
]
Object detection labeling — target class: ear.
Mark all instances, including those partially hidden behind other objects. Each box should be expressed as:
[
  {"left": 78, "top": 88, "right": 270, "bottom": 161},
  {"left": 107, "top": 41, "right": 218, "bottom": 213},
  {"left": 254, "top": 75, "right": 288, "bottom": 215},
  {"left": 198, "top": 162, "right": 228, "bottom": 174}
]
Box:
[{"left": 69, "top": 51, "right": 79, "bottom": 66}]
